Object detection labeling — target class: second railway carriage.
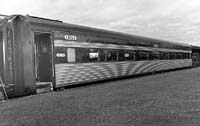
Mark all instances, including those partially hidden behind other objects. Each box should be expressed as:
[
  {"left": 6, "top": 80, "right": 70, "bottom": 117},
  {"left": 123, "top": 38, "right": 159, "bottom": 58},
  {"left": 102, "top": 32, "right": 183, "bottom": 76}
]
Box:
[
  {"left": 0, "top": 15, "right": 192, "bottom": 98},
  {"left": 191, "top": 45, "right": 200, "bottom": 66}
]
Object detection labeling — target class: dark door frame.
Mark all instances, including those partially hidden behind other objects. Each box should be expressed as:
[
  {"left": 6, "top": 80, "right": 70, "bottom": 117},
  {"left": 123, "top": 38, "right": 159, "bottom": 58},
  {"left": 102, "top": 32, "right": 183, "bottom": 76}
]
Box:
[{"left": 33, "top": 31, "right": 54, "bottom": 85}]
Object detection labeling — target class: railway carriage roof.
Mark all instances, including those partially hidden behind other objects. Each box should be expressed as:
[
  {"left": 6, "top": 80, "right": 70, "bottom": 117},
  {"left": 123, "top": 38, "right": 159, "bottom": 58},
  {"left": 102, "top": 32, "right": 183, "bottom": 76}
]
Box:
[
  {"left": 4, "top": 14, "right": 191, "bottom": 50},
  {"left": 191, "top": 45, "right": 200, "bottom": 50}
]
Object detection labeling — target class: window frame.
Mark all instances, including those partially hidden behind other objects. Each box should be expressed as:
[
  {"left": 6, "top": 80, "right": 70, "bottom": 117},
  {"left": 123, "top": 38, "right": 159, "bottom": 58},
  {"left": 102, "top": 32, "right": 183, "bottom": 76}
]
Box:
[{"left": 54, "top": 46, "right": 190, "bottom": 63}]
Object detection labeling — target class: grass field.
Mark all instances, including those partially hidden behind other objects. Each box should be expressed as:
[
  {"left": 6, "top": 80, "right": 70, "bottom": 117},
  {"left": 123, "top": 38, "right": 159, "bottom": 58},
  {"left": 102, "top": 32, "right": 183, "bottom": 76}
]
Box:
[{"left": 1, "top": 67, "right": 200, "bottom": 126}]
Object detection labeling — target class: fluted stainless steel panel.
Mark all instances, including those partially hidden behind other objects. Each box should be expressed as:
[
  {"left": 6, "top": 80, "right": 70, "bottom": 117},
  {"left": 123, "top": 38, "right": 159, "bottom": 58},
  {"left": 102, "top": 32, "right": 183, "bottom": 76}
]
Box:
[{"left": 55, "top": 59, "right": 192, "bottom": 87}]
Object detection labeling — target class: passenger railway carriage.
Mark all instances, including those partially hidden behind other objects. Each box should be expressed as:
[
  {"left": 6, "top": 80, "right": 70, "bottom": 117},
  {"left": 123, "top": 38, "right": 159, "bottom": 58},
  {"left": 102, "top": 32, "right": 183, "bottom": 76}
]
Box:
[
  {"left": 191, "top": 46, "right": 200, "bottom": 66},
  {"left": 0, "top": 15, "right": 192, "bottom": 98}
]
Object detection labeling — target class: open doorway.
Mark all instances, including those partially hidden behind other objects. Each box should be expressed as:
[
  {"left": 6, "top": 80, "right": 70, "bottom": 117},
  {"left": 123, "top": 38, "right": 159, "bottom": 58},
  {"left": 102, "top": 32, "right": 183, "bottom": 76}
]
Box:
[
  {"left": 34, "top": 32, "right": 53, "bottom": 85},
  {"left": 0, "top": 30, "right": 4, "bottom": 81}
]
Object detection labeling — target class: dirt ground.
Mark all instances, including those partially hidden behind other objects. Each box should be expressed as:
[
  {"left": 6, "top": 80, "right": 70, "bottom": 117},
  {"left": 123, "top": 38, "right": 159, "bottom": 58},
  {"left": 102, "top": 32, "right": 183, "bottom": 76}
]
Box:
[{"left": 1, "top": 67, "right": 200, "bottom": 126}]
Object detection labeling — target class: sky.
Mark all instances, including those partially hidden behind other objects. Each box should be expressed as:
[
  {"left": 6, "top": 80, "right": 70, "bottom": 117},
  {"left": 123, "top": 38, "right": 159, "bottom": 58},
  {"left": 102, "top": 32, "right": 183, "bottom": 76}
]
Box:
[{"left": 1, "top": 0, "right": 200, "bottom": 46}]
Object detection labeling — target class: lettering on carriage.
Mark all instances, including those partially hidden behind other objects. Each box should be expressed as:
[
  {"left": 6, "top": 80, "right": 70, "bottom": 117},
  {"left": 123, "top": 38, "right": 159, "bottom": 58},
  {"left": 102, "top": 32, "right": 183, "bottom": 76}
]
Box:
[
  {"left": 56, "top": 53, "right": 66, "bottom": 57},
  {"left": 64, "top": 35, "right": 77, "bottom": 41}
]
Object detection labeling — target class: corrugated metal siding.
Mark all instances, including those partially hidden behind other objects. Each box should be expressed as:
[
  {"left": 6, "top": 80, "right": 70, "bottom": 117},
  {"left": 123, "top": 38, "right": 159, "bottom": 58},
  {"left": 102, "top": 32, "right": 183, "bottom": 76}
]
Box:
[{"left": 55, "top": 59, "right": 192, "bottom": 87}]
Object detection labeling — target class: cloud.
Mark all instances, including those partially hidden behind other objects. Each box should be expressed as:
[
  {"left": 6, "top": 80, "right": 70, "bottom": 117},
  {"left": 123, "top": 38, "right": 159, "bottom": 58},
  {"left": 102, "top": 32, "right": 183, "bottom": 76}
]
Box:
[{"left": 0, "top": 0, "right": 200, "bottom": 46}]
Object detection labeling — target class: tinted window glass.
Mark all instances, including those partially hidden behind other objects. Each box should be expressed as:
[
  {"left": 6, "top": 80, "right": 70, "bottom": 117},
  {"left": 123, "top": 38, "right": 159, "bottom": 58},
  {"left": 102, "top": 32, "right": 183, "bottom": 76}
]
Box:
[
  {"left": 152, "top": 52, "right": 159, "bottom": 60},
  {"left": 99, "top": 49, "right": 106, "bottom": 62},
  {"left": 86, "top": 48, "right": 99, "bottom": 62},
  {"left": 177, "top": 53, "right": 183, "bottom": 59},
  {"left": 124, "top": 50, "right": 135, "bottom": 61},
  {"left": 163, "top": 52, "right": 169, "bottom": 60},
  {"left": 139, "top": 51, "right": 149, "bottom": 60},
  {"left": 76, "top": 48, "right": 87, "bottom": 63},
  {"left": 169, "top": 53, "right": 177, "bottom": 59},
  {"left": 118, "top": 50, "right": 125, "bottom": 61},
  {"left": 106, "top": 49, "right": 118, "bottom": 62}
]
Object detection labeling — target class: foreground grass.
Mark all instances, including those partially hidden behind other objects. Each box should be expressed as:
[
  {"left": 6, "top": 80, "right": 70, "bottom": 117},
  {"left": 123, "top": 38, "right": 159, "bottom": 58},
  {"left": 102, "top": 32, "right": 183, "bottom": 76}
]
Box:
[{"left": 1, "top": 67, "right": 200, "bottom": 126}]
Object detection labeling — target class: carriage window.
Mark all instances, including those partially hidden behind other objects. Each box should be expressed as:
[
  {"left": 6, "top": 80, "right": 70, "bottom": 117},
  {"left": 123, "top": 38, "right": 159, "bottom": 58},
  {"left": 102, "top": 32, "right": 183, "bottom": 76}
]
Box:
[
  {"left": 187, "top": 53, "right": 191, "bottom": 59},
  {"left": 106, "top": 49, "right": 118, "bottom": 61},
  {"left": 184, "top": 53, "right": 191, "bottom": 59},
  {"left": 161, "top": 52, "right": 169, "bottom": 60},
  {"left": 174, "top": 53, "right": 177, "bottom": 59},
  {"left": 184, "top": 53, "right": 187, "bottom": 59},
  {"left": 76, "top": 48, "right": 87, "bottom": 63},
  {"left": 0, "top": 30, "right": 2, "bottom": 44},
  {"left": 55, "top": 47, "right": 67, "bottom": 64},
  {"left": 67, "top": 48, "right": 76, "bottom": 62},
  {"left": 139, "top": 51, "right": 149, "bottom": 60},
  {"left": 118, "top": 50, "right": 125, "bottom": 61},
  {"left": 124, "top": 50, "right": 135, "bottom": 61},
  {"left": 152, "top": 52, "right": 159, "bottom": 60},
  {"left": 99, "top": 49, "right": 106, "bottom": 62},
  {"left": 177, "top": 53, "right": 183, "bottom": 59},
  {"left": 170, "top": 53, "right": 177, "bottom": 59},
  {"left": 87, "top": 48, "right": 99, "bottom": 62},
  {"left": 0, "top": 30, "right": 2, "bottom": 40}
]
